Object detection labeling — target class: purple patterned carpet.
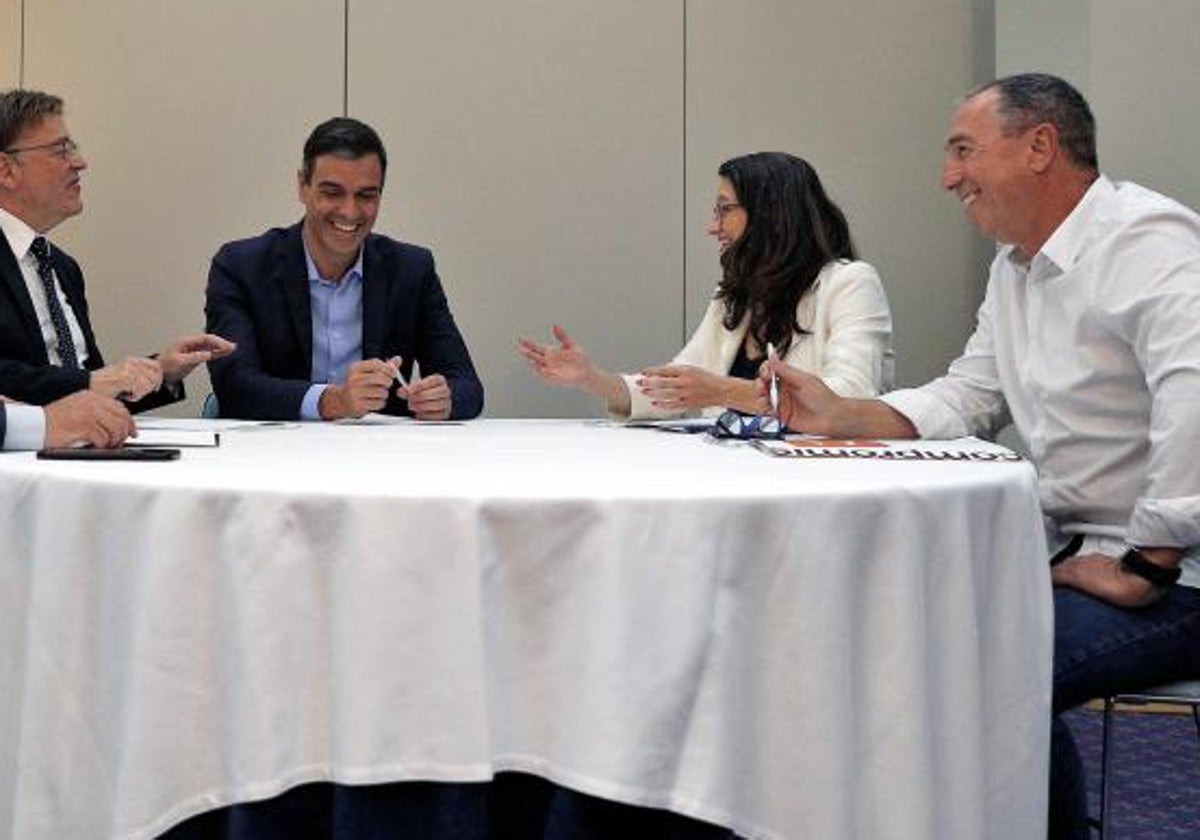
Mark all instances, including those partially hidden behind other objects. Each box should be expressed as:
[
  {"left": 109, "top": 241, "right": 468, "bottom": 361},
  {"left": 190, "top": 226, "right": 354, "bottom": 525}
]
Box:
[{"left": 1065, "top": 706, "right": 1200, "bottom": 838}]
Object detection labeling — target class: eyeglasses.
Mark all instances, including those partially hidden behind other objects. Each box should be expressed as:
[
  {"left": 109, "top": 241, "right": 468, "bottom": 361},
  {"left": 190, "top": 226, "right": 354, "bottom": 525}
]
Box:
[
  {"left": 711, "top": 201, "right": 742, "bottom": 221},
  {"left": 2, "top": 137, "right": 82, "bottom": 160},
  {"left": 709, "top": 409, "right": 783, "bottom": 441}
]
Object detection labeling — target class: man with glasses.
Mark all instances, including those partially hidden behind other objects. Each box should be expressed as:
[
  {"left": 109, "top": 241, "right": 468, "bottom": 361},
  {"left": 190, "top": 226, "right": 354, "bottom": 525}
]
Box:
[{"left": 0, "top": 89, "right": 233, "bottom": 410}]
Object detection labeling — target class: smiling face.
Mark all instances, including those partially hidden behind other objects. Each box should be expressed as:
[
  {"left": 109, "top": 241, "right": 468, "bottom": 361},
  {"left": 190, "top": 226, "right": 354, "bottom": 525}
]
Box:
[
  {"left": 298, "top": 152, "right": 383, "bottom": 279},
  {"left": 0, "top": 115, "right": 88, "bottom": 233},
  {"left": 706, "top": 176, "right": 747, "bottom": 255},
  {"left": 941, "top": 90, "right": 1040, "bottom": 255}
]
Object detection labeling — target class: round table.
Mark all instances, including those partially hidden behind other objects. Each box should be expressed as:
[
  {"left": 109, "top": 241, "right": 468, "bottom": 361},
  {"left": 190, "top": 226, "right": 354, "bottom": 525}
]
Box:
[{"left": 0, "top": 419, "right": 1052, "bottom": 840}]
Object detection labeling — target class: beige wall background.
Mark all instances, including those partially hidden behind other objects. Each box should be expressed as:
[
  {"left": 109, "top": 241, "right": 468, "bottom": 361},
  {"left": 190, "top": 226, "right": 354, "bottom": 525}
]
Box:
[
  {"left": 0, "top": 3, "right": 16, "bottom": 88},
  {"left": 2, "top": 0, "right": 1195, "bottom": 417},
  {"left": 997, "top": 0, "right": 1200, "bottom": 213}
]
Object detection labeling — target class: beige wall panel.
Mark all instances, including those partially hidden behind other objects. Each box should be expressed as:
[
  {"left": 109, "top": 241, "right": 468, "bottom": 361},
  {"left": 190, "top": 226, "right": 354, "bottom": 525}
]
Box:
[
  {"left": 997, "top": 1, "right": 1200, "bottom": 233},
  {"left": 1089, "top": 1, "right": 1200, "bottom": 212},
  {"left": 687, "top": 0, "right": 989, "bottom": 387},
  {"left": 21, "top": 0, "right": 344, "bottom": 415},
  {"left": 350, "top": 1, "right": 683, "bottom": 418},
  {"left": 995, "top": 0, "right": 1089, "bottom": 87},
  {"left": 1, "top": 0, "right": 17, "bottom": 87}
]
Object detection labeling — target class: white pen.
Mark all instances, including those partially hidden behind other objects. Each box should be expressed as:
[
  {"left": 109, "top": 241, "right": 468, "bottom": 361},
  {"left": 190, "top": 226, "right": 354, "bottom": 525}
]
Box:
[{"left": 766, "top": 342, "right": 779, "bottom": 414}]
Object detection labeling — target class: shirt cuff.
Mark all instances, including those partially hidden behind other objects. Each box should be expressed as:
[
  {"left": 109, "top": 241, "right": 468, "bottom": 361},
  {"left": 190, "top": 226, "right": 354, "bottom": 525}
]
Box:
[
  {"left": 300, "top": 384, "right": 327, "bottom": 421},
  {"left": 1128, "top": 496, "right": 1200, "bottom": 550},
  {"left": 880, "top": 388, "right": 971, "bottom": 439},
  {"left": 3, "top": 404, "right": 47, "bottom": 451}
]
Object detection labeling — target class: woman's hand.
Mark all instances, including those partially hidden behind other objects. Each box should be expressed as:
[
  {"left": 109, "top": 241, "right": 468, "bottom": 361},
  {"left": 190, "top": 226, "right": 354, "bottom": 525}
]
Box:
[
  {"left": 517, "top": 325, "right": 596, "bottom": 388},
  {"left": 636, "top": 364, "right": 750, "bottom": 412}
]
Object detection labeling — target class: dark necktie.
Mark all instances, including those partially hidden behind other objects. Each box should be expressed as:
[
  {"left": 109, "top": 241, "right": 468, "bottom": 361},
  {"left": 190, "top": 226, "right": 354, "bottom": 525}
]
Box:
[{"left": 28, "top": 236, "right": 79, "bottom": 369}]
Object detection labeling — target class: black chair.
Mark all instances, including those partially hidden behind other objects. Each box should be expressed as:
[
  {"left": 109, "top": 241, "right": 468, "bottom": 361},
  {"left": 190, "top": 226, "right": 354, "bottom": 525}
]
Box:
[{"left": 201, "top": 392, "right": 219, "bottom": 418}]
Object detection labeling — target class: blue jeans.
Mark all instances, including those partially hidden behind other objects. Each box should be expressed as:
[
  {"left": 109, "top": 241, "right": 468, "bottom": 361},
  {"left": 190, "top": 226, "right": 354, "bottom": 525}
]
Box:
[{"left": 1049, "top": 584, "right": 1200, "bottom": 839}]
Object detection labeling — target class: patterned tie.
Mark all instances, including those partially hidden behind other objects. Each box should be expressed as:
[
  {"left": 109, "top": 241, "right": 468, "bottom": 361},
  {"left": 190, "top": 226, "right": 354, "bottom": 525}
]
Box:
[{"left": 28, "top": 236, "right": 79, "bottom": 369}]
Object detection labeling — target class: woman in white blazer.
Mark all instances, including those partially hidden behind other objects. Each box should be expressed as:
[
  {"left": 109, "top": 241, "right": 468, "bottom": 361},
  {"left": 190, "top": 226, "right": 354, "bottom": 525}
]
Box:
[{"left": 518, "top": 152, "right": 893, "bottom": 419}]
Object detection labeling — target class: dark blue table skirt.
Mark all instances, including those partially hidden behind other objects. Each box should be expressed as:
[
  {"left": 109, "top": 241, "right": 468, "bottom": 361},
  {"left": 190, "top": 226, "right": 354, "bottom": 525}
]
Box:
[{"left": 159, "top": 773, "right": 740, "bottom": 839}]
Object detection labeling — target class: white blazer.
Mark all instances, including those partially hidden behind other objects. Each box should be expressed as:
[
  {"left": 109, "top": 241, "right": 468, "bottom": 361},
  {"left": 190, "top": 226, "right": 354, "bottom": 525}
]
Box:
[{"left": 620, "top": 259, "right": 894, "bottom": 420}]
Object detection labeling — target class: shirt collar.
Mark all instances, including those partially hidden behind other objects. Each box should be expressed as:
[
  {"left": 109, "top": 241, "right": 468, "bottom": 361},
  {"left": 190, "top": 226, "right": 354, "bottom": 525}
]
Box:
[
  {"left": 0, "top": 205, "right": 40, "bottom": 261},
  {"left": 302, "top": 237, "right": 364, "bottom": 287},
  {"left": 1028, "top": 174, "right": 1114, "bottom": 275}
]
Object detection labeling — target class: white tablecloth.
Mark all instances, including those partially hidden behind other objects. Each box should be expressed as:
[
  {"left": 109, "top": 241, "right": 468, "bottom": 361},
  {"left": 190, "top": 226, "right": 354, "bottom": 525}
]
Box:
[{"left": 0, "top": 419, "right": 1052, "bottom": 840}]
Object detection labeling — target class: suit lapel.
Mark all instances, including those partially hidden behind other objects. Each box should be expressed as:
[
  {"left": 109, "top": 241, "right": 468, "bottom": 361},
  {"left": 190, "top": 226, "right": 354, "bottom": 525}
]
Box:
[
  {"left": 0, "top": 229, "right": 49, "bottom": 362},
  {"left": 279, "top": 223, "right": 314, "bottom": 373},
  {"left": 360, "top": 235, "right": 388, "bottom": 360}
]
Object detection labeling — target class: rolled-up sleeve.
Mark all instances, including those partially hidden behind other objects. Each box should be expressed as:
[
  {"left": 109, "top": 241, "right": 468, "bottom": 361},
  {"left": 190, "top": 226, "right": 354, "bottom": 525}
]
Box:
[
  {"left": 881, "top": 284, "right": 1010, "bottom": 440},
  {"left": 1124, "top": 244, "right": 1200, "bottom": 548}
]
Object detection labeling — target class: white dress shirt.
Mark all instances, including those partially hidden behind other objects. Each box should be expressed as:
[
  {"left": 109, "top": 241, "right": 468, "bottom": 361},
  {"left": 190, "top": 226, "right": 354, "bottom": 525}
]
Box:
[
  {"left": 0, "top": 207, "right": 90, "bottom": 367},
  {"left": 884, "top": 176, "right": 1200, "bottom": 584},
  {"left": 621, "top": 259, "right": 894, "bottom": 420}
]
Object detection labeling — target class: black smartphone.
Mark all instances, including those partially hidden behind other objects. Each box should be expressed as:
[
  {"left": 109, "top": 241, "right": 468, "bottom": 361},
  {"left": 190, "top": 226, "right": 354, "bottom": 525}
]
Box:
[{"left": 37, "top": 447, "right": 181, "bottom": 461}]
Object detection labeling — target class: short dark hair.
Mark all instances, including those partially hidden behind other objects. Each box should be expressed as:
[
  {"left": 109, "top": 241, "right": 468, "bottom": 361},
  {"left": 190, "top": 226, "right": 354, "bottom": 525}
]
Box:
[
  {"left": 0, "top": 89, "right": 64, "bottom": 152},
  {"left": 968, "top": 73, "right": 1098, "bottom": 171},
  {"left": 716, "top": 152, "right": 857, "bottom": 358},
  {"left": 301, "top": 117, "right": 388, "bottom": 184}
]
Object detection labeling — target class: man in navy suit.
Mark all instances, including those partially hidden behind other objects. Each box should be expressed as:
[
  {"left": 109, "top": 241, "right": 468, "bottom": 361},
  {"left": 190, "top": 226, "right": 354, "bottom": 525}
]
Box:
[
  {"left": 205, "top": 117, "right": 483, "bottom": 421},
  {"left": 0, "top": 89, "right": 234, "bottom": 411}
]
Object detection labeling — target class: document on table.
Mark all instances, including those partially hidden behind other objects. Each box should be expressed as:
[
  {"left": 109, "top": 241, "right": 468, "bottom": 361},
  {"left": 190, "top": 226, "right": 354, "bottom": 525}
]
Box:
[
  {"left": 335, "top": 414, "right": 464, "bottom": 426},
  {"left": 127, "top": 428, "right": 221, "bottom": 448},
  {"left": 752, "top": 437, "right": 1023, "bottom": 461},
  {"left": 621, "top": 418, "right": 715, "bottom": 434}
]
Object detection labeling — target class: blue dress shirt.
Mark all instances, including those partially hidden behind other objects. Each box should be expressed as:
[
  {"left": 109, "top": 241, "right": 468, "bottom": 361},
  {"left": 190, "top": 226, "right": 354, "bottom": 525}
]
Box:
[{"left": 299, "top": 245, "right": 364, "bottom": 420}]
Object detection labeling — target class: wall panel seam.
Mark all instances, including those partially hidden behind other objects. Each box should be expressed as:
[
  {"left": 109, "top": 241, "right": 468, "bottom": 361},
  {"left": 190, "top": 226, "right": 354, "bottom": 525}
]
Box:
[
  {"left": 681, "top": 0, "right": 687, "bottom": 345},
  {"left": 342, "top": 0, "right": 349, "bottom": 115}
]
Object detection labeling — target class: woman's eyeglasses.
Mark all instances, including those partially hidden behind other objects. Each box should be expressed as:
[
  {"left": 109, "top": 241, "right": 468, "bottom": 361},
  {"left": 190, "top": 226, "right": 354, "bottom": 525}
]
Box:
[
  {"left": 711, "top": 201, "right": 742, "bottom": 221},
  {"left": 709, "top": 409, "right": 783, "bottom": 441}
]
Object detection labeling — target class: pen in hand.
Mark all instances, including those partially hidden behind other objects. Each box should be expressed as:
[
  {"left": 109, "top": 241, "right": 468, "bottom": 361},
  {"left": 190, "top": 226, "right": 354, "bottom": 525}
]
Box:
[
  {"left": 767, "top": 342, "right": 779, "bottom": 415},
  {"left": 388, "top": 355, "right": 409, "bottom": 390}
]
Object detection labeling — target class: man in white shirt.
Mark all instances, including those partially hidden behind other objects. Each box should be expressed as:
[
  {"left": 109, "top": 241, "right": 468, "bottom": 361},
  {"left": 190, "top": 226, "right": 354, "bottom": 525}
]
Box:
[
  {"left": 761, "top": 73, "right": 1200, "bottom": 839},
  {"left": 1, "top": 390, "right": 134, "bottom": 451},
  {"left": 0, "top": 89, "right": 233, "bottom": 410}
]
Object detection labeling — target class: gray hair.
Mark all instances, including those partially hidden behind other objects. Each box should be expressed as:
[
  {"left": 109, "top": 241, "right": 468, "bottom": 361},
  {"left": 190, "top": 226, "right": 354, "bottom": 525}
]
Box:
[
  {"left": 967, "top": 73, "right": 1098, "bottom": 171},
  {"left": 0, "top": 89, "right": 64, "bottom": 152}
]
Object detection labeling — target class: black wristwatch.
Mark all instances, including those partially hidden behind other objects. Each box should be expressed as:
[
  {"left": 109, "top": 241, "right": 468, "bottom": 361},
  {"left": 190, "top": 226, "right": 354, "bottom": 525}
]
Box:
[{"left": 1119, "top": 547, "right": 1182, "bottom": 588}]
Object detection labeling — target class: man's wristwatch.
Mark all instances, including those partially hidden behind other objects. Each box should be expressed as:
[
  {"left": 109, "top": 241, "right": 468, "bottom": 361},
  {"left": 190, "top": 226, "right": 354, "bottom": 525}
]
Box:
[{"left": 1119, "top": 547, "right": 1182, "bottom": 588}]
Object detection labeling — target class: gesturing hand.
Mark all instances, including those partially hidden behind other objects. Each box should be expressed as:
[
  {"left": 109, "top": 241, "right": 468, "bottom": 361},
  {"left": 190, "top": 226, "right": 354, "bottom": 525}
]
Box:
[
  {"left": 517, "top": 325, "right": 596, "bottom": 388},
  {"left": 159, "top": 333, "right": 236, "bottom": 384},
  {"left": 90, "top": 356, "right": 163, "bottom": 401}
]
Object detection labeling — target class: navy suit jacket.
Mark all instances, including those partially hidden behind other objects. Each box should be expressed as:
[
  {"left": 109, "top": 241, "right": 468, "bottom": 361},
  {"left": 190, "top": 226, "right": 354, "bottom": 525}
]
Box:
[
  {"left": 205, "top": 223, "right": 483, "bottom": 420},
  {"left": 0, "top": 229, "right": 179, "bottom": 411}
]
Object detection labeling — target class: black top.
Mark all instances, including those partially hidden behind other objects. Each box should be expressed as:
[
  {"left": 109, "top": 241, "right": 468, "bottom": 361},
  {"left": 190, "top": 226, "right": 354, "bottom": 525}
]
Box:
[{"left": 727, "top": 341, "right": 763, "bottom": 381}]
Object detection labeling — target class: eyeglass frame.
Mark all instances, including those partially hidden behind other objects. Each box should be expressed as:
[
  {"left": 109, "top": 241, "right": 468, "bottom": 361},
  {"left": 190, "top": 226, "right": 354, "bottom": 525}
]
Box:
[
  {"left": 709, "top": 409, "right": 784, "bottom": 441},
  {"left": 710, "top": 200, "right": 743, "bottom": 221},
  {"left": 2, "top": 136, "right": 82, "bottom": 160}
]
